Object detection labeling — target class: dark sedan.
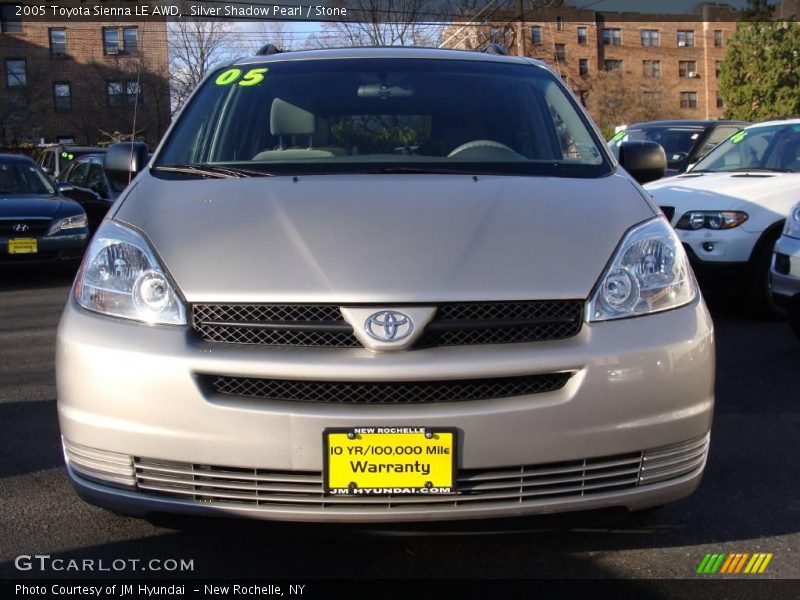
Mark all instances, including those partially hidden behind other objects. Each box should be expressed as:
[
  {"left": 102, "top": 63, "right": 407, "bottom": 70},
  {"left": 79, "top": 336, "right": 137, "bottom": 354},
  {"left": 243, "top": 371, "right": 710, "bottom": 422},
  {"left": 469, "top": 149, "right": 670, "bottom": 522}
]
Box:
[
  {"left": 57, "top": 153, "right": 121, "bottom": 231},
  {"left": 0, "top": 154, "right": 89, "bottom": 266},
  {"left": 608, "top": 120, "right": 749, "bottom": 178}
]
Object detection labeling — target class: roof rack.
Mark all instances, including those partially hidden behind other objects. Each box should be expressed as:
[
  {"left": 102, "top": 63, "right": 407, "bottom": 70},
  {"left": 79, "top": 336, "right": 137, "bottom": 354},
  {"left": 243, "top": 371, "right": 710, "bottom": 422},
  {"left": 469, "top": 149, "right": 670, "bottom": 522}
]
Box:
[
  {"left": 255, "top": 44, "right": 282, "bottom": 56},
  {"left": 484, "top": 43, "right": 507, "bottom": 55}
]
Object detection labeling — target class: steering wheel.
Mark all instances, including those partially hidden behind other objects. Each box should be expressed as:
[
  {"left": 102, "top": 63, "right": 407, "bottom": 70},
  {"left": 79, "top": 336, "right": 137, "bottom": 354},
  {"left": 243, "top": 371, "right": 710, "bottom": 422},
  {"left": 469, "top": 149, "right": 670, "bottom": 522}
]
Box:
[{"left": 447, "top": 140, "right": 519, "bottom": 159}]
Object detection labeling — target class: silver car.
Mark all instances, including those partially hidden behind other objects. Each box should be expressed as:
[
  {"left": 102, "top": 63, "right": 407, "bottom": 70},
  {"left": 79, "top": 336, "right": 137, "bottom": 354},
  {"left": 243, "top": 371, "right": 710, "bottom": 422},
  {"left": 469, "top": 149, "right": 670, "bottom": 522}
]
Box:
[{"left": 57, "top": 48, "right": 714, "bottom": 523}]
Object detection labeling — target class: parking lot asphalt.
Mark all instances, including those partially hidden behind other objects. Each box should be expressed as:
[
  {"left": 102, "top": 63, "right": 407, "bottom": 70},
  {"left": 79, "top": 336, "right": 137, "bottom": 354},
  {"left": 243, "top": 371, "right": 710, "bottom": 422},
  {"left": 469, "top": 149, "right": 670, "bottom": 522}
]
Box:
[{"left": 0, "top": 266, "right": 798, "bottom": 582}]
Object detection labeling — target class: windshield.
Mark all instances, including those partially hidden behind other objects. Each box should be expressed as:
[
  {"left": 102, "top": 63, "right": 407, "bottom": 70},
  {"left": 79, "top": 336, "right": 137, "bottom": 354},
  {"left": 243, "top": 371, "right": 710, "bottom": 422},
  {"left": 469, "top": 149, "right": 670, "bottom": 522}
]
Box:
[
  {"left": 691, "top": 124, "right": 800, "bottom": 173},
  {"left": 156, "top": 58, "right": 609, "bottom": 178},
  {"left": 0, "top": 159, "right": 56, "bottom": 195},
  {"left": 609, "top": 126, "right": 704, "bottom": 168}
]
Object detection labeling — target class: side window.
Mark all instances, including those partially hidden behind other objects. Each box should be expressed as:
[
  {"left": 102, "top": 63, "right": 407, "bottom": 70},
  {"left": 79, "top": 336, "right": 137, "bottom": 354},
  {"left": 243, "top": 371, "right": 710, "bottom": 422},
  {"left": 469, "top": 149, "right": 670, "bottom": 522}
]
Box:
[
  {"left": 66, "top": 161, "right": 90, "bottom": 186},
  {"left": 698, "top": 127, "right": 740, "bottom": 158},
  {"left": 86, "top": 162, "right": 108, "bottom": 196}
]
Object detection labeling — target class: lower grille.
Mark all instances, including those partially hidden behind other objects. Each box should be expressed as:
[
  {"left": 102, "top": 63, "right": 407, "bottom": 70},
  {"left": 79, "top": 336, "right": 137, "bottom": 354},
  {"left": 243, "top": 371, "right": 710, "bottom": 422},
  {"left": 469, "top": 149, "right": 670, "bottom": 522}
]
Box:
[
  {"left": 203, "top": 372, "right": 573, "bottom": 404},
  {"left": 131, "top": 434, "right": 709, "bottom": 511},
  {"left": 63, "top": 439, "right": 136, "bottom": 488}
]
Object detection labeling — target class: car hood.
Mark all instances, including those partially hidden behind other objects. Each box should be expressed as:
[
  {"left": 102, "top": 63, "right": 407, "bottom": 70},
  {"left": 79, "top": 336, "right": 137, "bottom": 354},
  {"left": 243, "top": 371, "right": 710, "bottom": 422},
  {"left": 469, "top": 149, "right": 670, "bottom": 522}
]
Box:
[
  {"left": 0, "top": 194, "right": 78, "bottom": 217},
  {"left": 115, "top": 173, "right": 655, "bottom": 303},
  {"left": 646, "top": 171, "right": 800, "bottom": 211}
]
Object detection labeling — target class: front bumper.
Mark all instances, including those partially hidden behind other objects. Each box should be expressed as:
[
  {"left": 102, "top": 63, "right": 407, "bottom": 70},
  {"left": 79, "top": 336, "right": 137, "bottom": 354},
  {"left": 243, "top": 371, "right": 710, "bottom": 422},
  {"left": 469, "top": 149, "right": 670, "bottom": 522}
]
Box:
[
  {"left": 57, "top": 296, "right": 715, "bottom": 522},
  {"left": 772, "top": 235, "right": 800, "bottom": 322},
  {"left": 0, "top": 232, "right": 88, "bottom": 265}
]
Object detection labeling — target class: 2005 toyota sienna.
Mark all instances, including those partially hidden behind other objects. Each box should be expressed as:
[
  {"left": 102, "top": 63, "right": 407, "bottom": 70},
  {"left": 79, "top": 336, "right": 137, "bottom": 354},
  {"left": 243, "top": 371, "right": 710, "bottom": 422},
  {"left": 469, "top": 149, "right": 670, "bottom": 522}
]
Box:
[{"left": 56, "top": 47, "right": 714, "bottom": 522}]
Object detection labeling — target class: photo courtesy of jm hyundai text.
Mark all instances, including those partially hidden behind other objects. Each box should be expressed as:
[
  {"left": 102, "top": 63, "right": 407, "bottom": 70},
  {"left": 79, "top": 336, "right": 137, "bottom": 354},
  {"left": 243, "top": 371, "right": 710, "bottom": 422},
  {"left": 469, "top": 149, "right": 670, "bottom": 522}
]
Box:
[{"left": 56, "top": 47, "right": 715, "bottom": 523}]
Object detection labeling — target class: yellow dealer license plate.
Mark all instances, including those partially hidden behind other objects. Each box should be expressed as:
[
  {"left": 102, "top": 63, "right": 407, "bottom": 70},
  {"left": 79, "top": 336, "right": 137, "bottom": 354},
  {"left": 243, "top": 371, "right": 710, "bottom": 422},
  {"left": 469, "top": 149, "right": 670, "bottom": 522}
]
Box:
[
  {"left": 8, "top": 238, "right": 38, "bottom": 254},
  {"left": 324, "top": 427, "right": 456, "bottom": 496}
]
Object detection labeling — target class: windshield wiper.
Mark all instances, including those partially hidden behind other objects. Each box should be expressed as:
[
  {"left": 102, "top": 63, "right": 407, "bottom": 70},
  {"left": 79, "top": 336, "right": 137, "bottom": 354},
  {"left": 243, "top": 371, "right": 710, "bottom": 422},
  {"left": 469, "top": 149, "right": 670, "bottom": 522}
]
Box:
[{"left": 152, "top": 164, "right": 274, "bottom": 179}]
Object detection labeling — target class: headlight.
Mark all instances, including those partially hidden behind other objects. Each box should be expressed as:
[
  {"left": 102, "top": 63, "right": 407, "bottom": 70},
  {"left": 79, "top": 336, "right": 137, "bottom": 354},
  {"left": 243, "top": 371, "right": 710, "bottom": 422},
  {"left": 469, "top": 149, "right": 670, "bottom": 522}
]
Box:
[
  {"left": 48, "top": 214, "right": 87, "bottom": 235},
  {"left": 74, "top": 220, "right": 186, "bottom": 325},
  {"left": 675, "top": 211, "right": 748, "bottom": 230},
  {"left": 784, "top": 204, "right": 800, "bottom": 239},
  {"left": 588, "top": 217, "right": 697, "bottom": 322}
]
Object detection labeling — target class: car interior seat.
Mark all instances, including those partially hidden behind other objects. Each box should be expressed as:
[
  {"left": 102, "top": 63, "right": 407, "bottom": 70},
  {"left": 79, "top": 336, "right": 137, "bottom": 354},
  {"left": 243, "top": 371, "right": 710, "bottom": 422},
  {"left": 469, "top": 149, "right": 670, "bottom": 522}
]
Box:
[{"left": 252, "top": 99, "right": 339, "bottom": 161}]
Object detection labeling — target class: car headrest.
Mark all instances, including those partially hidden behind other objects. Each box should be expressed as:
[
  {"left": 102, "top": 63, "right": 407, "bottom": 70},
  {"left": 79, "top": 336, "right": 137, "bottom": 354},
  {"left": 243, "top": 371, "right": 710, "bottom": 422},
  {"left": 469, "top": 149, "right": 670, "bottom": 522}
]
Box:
[{"left": 270, "top": 98, "right": 316, "bottom": 137}]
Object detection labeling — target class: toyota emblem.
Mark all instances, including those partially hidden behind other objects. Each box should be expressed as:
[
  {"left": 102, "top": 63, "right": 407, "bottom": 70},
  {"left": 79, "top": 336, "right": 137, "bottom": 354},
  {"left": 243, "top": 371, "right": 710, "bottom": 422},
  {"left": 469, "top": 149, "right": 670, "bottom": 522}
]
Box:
[{"left": 364, "top": 310, "right": 414, "bottom": 342}]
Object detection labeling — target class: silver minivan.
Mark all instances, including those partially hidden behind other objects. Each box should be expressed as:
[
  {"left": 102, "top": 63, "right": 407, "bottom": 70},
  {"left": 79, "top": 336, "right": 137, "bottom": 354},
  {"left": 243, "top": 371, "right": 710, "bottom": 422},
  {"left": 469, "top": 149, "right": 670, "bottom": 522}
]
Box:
[{"left": 57, "top": 48, "right": 714, "bottom": 523}]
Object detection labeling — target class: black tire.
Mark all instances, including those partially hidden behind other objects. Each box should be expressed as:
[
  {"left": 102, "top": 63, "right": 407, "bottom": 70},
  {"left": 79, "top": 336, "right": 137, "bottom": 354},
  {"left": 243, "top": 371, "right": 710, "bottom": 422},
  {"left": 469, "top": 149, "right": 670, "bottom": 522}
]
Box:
[{"left": 747, "top": 230, "right": 786, "bottom": 320}]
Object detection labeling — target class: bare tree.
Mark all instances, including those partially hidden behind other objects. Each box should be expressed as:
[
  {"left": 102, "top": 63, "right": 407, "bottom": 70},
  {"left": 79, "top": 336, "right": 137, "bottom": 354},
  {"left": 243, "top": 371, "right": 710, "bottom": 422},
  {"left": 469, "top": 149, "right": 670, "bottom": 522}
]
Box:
[
  {"left": 305, "top": 0, "right": 443, "bottom": 48},
  {"left": 585, "top": 71, "right": 671, "bottom": 138},
  {"left": 244, "top": 21, "right": 297, "bottom": 53},
  {"left": 439, "top": 0, "right": 564, "bottom": 52},
  {"left": 169, "top": 19, "right": 240, "bottom": 113}
]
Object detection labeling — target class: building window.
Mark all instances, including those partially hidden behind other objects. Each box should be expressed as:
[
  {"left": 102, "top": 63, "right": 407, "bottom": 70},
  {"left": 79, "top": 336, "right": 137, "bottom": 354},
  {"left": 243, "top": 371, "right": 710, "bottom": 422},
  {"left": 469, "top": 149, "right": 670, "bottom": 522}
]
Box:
[
  {"left": 640, "top": 29, "right": 660, "bottom": 46},
  {"left": 643, "top": 60, "right": 662, "bottom": 78},
  {"left": 604, "top": 59, "right": 623, "bottom": 72},
  {"left": 716, "top": 93, "right": 724, "bottom": 108},
  {"left": 1, "top": 4, "right": 22, "bottom": 33},
  {"left": 578, "top": 90, "right": 588, "bottom": 107},
  {"left": 531, "top": 26, "right": 542, "bottom": 45},
  {"left": 714, "top": 29, "right": 723, "bottom": 47},
  {"left": 603, "top": 28, "right": 622, "bottom": 46},
  {"left": 679, "top": 60, "right": 698, "bottom": 78},
  {"left": 677, "top": 30, "right": 695, "bottom": 47},
  {"left": 123, "top": 26, "right": 139, "bottom": 53},
  {"left": 716, "top": 60, "right": 722, "bottom": 78},
  {"left": 556, "top": 16, "right": 563, "bottom": 31},
  {"left": 103, "top": 26, "right": 139, "bottom": 55},
  {"left": 126, "top": 81, "right": 141, "bottom": 106},
  {"left": 554, "top": 44, "right": 566, "bottom": 62},
  {"left": 107, "top": 81, "right": 124, "bottom": 106},
  {"left": 5, "top": 59, "right": 26, "bottom": 87},
  {"left": 643, "top": 91, "right": 663, "bottom": 104},
  {"left": 680, "top": 91, "right": 698, "bottom": 109},
  {"left": 53, "top": 83, "right": 71, "bottom": 110},
  {"left": 49, "top": 28, "right": 67, "bottom": 56},
  {"left": 577, "top": 27, "right": 587, "bottom": 44},
  {"left": 579, "top": 58, "right": 589, "bottom": 77},
  {"left": 107, "top": 80, "right": 141, "bottom": 107}
]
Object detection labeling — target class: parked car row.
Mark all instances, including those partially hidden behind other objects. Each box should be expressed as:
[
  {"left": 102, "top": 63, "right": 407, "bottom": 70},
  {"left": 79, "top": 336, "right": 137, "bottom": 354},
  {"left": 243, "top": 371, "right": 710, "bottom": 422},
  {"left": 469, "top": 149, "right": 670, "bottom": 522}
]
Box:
[
  {"left": 610, "top": 117, "right": 800, "bottom": 339},
  {"left": 1, "top": 144, "right": 142, "bottom": 268}
]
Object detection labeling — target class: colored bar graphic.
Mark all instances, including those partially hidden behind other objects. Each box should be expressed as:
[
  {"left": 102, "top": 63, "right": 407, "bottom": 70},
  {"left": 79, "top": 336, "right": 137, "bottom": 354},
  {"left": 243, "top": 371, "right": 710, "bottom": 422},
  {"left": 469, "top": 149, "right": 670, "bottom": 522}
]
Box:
[{"left": 700, "top": 552, "right": 773, "bottom": 574}]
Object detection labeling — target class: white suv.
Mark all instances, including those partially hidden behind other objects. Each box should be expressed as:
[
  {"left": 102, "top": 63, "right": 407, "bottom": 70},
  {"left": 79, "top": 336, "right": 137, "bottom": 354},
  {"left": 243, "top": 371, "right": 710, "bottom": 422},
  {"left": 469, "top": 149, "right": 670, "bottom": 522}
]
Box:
[{"left": 646, "top": 119, "right": 800, "bottom": 315}]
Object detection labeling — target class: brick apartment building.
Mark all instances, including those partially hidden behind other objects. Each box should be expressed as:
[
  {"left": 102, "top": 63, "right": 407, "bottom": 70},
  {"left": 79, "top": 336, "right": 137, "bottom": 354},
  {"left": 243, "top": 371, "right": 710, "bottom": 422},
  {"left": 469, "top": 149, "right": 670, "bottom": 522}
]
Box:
[
  {"left": 0, "top": 6, "right": 170, "bottom": 147},
  {"left": 442, "top": 1, "right": 797, "bottom": 125}
]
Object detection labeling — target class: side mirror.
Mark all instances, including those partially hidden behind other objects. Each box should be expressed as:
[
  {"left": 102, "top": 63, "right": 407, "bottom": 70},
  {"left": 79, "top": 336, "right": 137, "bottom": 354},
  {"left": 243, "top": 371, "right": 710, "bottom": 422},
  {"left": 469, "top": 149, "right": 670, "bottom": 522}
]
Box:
[
  {"left": 618, "top": 140, "right": 667, "bottom": 185},
  {"left": 103, "top": 142, "right": 149, "bottom": 190},
  {"left": 56, "top": 182, "right": 75, "bottom": 196}
]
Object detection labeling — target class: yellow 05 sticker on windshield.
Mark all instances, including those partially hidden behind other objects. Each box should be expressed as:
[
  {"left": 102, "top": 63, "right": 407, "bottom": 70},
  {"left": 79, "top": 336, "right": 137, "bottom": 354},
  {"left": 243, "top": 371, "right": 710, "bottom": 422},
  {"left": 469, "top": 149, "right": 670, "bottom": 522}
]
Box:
[{"left": 215, "top": 67, "right": 268, "bottom": 87}]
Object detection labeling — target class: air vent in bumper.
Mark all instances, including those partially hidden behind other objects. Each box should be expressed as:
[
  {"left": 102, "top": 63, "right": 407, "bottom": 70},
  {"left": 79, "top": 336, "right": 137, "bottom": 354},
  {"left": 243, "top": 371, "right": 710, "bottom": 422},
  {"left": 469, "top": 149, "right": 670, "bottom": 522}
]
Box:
[{"left": 202, "top": 372, "right": 573, "bottom": 404}]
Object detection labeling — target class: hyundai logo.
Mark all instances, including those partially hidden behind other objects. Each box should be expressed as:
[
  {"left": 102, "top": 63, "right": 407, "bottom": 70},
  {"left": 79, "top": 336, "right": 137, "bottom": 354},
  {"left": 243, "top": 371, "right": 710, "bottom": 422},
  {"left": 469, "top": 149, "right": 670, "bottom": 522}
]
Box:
[
  {"left": 365, "top": 310, "right": 413, "bottom": 342},
  {"left": 11, "top": 223, "right": 29, "bottom": 233}
]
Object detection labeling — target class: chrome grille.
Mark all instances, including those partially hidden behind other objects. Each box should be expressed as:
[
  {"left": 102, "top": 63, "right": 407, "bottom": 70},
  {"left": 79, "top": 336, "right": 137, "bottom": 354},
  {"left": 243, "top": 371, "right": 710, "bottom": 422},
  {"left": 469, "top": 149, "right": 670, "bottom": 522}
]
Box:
[
  {"left": 131, "top": 434, "right": 709, "bottom": 511},
  {"left": 191, "top": 300, "right": 584, "bottom": 349},
  {"left": 63, "top": 439, "right": 136, "bottom": 488},
  {"left": 204, "top": 372, "right": 573, "bottom": 404},
  {"left": 0, "top": 218, "right": 51, "bottom": 236}
]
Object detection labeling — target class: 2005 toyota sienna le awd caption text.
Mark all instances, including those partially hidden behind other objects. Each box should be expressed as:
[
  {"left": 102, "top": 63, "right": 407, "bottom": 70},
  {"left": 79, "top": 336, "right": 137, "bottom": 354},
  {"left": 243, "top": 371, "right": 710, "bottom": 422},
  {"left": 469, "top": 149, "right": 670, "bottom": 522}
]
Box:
[{"left": 56, "top": 48, "right": 714, "bottom": 523}]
